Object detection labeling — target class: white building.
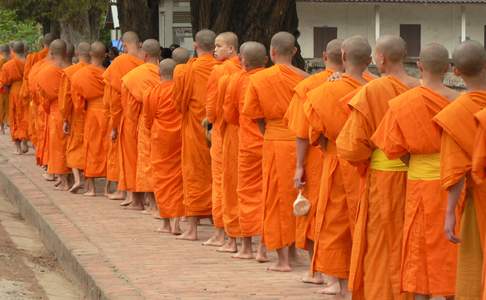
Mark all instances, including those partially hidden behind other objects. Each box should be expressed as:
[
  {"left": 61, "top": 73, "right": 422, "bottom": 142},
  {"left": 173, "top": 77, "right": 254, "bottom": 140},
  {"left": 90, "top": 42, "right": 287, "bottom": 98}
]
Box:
[{"left": 157, "top": 0, "right": 486, "bottom": 58}]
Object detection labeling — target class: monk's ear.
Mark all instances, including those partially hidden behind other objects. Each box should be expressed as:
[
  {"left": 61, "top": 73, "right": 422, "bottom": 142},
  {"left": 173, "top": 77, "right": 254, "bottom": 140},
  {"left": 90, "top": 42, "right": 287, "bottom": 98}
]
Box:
[
  {"left": 452, "top": 66, "right": 461, "bottom": 77},
  {"left": 416, "top": 61, "right": 423, "bottom": 73},
  {"left": 264, "top": 55, "right": 269, "bottom": 66},
  {"left": 292, "top": 47, "right": 297, "bottom": 57},
  {"left": 322, "top": 51, "right": 327, "bottom": 62}
]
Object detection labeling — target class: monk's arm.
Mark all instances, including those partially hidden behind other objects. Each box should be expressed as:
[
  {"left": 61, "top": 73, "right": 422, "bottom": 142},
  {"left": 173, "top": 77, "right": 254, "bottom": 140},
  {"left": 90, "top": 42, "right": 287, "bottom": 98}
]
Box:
[
  {"left": 372, "top": 110, "right": 409, "bottom": 164},
  {"left": 444, "top": 177, "right": 464, "bottom": 244},
  {"left": 110, "top": 87, "right": 122, "bottom": 135},
  {"left": 142, "top": 91, "right": 156, "bottom": 130},
  {"left": 294, "top": 137, "right": 309, "bottom": 189},
  {"left": 336, "top": 109, "right": 374, "bottom": 165},
  {"left": 205, "top": 70, "right": 220, "bottom": 124}
]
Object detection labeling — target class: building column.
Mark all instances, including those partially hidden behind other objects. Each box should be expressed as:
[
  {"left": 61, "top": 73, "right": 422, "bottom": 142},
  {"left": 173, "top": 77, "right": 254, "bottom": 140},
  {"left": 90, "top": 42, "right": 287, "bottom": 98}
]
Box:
[
  {"left": 461, "top": 5, "right": 466, "bottom": 42},
  {"left": 375, "top": 5, "right": 381, "bottom": 41}
]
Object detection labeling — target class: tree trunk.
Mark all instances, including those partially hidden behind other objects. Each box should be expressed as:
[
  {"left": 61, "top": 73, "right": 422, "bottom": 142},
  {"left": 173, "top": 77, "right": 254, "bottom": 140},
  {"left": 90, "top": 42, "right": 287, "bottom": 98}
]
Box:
[
  {"left": 59, "top": 7, "right": 102, "bottom": 46},
  {"left": 117, "top": 0, "right": 159, "bottom": 41},
  {"left": 190, "top": 0, "right": 305, "bottom": 70}
]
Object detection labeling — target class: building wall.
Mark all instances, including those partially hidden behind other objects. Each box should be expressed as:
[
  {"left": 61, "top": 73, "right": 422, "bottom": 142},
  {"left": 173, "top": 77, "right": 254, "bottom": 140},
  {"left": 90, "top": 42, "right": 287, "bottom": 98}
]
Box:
[{"left": 297, "top": 2, "right": 486, "bottom": 58}]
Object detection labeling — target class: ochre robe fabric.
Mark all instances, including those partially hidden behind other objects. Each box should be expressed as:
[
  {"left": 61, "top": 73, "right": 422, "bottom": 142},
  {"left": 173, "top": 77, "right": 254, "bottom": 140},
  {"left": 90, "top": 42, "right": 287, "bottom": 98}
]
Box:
[
  {"left": 37, "top": 61, "right": 70, "bottom": 174},
  {"left": 304, "top": 74, "right": 367, "bottom": 279},
  {"left": 372, "top": 86, "right": 457, "bottom": 296},
  {"left": 206, "top": 56, "right": 240, "bottom": 230},
  {"left": 173, "top": 54, "right": 218, "bottom": 216},
  {"left": 0, "top": 57, "right": 9, "bottom": 127},
  {"left": 336, "top": 76, "right": 412, "bottom": 300},
  {"left": 0, "top": 56, "right": 27, "bottom": 140},
  {"left": 103, "top": 54, "right": 143, "bottom": 183},
  {"left": 283, "top": 69, "right": 333, "bottom": 250},
  {"left": 144, "top": 80, "right": 185, "bottom": 218},
  {"left": 60, "top": 62, "right": 88, "bottom": 170},
  {"left": 243, "top": 64, "right": 306, "bottom": 251},
  {"left": 71, "top": 64, "right": 107, "bottom": 178},
  {"left": 473, "top": 109, "right": 486, "bottom": 184},
  {"left": 118, "top": 63, "right": 160, "bottom": 192},
  {"left": 434, "top": 91, "right": 486, "bottom": 300}
]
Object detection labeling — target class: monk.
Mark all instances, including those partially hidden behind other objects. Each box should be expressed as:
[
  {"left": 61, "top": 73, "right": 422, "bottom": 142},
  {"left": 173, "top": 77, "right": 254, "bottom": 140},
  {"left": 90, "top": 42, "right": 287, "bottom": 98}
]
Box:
[
  {"left": 243, "top": 32, "right": 307, "bottom": 272},
  {"left": 0, "top": 44, "right": 10, "bottom": 134},
  {"left": 205, "top": 32, "right": 242, "bottom": 250},
  {"left": 144, "top": 58, "right": 184, "bottom": 233},
  {"left": 61, "top": 42, "right": 90, "bottom": 193},
  {"left": 220, "top": 42, "right": 268, "bottom": 261},
  {"left": 284, "top": 38, "right": 344, "bottom": 284},
  {"left": 104, "top": 31, "right": 143, "bottom": 201},
  {"left": 0, "top": 42, "right": 27, "bottom": 154},
  {"left": 336, "top": 35, "right": 420, "bottom": 300},
  {"left": 304, "top": 36, "right": 372, "bottom": 296},
  {"left": 372, "top": 43, "right": 459, "bottom": 300},
  {"left": 173, "top": 29, "right": 218, "bottom": 241},
  {"left": 434, "top": 40, "right": 486, "bottom": 300},
  {"left": 118, "top": 39, "right": 160, "bottom": 210},
  {"left": 71, "top": 42, "right": 108, "bottom": 196},
  {"left": 171, "top": 47, "right": 190, "bottom": 64}
]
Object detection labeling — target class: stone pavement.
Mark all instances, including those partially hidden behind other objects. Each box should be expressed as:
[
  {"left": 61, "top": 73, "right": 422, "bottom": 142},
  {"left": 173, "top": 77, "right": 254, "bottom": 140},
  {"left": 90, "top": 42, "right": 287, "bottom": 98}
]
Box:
[{"left": 0, "top": 134, "right": 336, "bottom": 299}]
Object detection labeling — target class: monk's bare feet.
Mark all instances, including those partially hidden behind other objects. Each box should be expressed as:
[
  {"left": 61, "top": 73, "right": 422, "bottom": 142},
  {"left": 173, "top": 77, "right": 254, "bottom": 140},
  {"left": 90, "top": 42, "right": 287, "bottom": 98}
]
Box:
[
  {"left": 217, "top": 238, "right": 237, "bottom": 253},
  {"left": 316, "top": 277, "right": 340, "bottom": 295},
  {"left": 267, "top": 247, "right": 291, "bottom": 271},
  {"left": 125, "top": 202, "right": 144, "bottom": 210},
  {"left": 256, "top": 243, "right": 270, "bottom": 263},
  {"left": 170, "top": 218, "right": 182, "bottom": 235},
  {"left": 69, "top": 182, "right": 82, "bottom": 194},
  {"left": 266, "top": 263, "right": 292, "bottom": 272},
  {"left": 176, "top": 217, "right": 198, "bottom": 241},
  {"left": 156, "top": 219, "right": 171, "bottom": 233},
  {"left": 43, "top": 173, "right": 55, "bottom": 181},
  {"left": 302, "top": 272, "right": 324, "bottom": 284},
  {"left": 232, "top": 237, "right": 254, "bottom": 259},
  {"left": 21, "top": 141, "right": 28, "bottom": 153},
  {"left": 202, "top": 228, "right": 225, "bottom": 247},
  {"left": 109, "top": 191, "right": 126, "bottom": 200},
  {"left": 84, "top": 191, "right": 96, "bottom": 197}
]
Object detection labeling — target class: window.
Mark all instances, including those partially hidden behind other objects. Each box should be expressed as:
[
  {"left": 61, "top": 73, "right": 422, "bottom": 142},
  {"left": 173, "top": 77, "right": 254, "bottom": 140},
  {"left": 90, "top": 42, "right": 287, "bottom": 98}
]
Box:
[
  {"left": 400, "top": 24, "right": 421, "bottom": 57},
  {"left": 313, "top": 27, "right": 337, "bottom": 58}
]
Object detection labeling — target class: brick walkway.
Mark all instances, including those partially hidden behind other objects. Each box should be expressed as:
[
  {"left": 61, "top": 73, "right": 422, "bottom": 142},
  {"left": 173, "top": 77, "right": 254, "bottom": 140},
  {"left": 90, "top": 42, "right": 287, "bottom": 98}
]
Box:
[{"left": 0, "top": 134, "right": 339, "bottom": 299}]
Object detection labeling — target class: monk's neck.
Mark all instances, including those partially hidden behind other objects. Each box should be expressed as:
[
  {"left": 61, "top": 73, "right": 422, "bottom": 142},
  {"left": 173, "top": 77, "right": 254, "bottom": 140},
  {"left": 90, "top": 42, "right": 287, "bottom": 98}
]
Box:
[
  {"left": 197, "top": 51, "right": 213, "bottom": 58},
  {"left": 272, "top": 56, "right": 293, "bottom": 66},
  {"left": 463, "top": 76, "right": 486, "bottom": 91},
  {"left": 421, "top": 74, "right": 445, "bottom": 90},
  {"left": 52, "top": 57, "right": 64, "bottom": 67},
  {"left": 91, "top": 59, "right": 104, "bottom": 68},
  {"left": 344, "top": 65, "right": 367, "bottom": 83},
  {"left": 79, "top": 57, "right": 90, "bottom": 64},
  {"left": 145, "top": 58, "right": 159, "bottom": 65},
  {"left": 326, "top": 63, "right": 343, "bottom": 73}
]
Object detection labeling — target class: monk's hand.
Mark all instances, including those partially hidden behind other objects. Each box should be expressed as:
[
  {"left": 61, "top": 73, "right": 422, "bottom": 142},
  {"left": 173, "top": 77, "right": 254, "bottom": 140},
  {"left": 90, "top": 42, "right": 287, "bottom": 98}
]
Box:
[
  {"left": 444, "top": 210, "right": 460, "bottom": 244},
  {"left": 294, "top": 166, "right": 306, "bottom": 189},
  {"left": 111, "top": 129, "right": 117, "bottom": 141},
  {"left": 328, "top": 71, "right": 342, "bottom": 82},
  {"left": 63, "top": 121, "right": 70, "bottom": 135}
]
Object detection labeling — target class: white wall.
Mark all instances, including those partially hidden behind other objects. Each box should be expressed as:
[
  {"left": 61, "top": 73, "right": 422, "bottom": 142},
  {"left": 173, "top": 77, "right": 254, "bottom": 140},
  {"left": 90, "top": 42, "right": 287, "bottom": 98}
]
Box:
[{"left": 297, "top": 2, "right": 486, "bottom": 58}]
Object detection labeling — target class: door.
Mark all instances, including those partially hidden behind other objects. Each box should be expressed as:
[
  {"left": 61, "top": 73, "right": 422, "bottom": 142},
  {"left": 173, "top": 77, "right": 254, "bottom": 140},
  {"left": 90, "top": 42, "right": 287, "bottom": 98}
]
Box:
[
  {"left": 400, "top": 24, "right": 421, "bottom": 57},
  {"left": 314, "top": 27, "right": 337, "bottom": 58}
]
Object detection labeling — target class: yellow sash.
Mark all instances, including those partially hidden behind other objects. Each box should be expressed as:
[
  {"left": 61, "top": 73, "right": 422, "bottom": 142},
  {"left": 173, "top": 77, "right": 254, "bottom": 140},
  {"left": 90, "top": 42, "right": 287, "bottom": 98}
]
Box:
[
  {"left": 407, "top": 153, "right": 440, "bottom": 180},
  {"left": 370, "top": 149, "right": 408, "bottom": 172}
]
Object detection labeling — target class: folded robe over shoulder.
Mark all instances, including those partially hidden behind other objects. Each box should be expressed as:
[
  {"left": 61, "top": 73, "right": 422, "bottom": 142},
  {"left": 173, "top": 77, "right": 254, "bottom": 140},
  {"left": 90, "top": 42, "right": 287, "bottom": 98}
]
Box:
[
  {"left": 336, "top": 75, "right": 412, "bottom": 300},
  {"left": 173, "top": 54, "right": 218, "bottom": 216},
  {"left": 71, "top": 64, "right": 107, "bottom": 178},
  {"left": 372, "top": 86, "right": 457, "bottom": 296},
  {"left": 243, "top": 64, "right": 306, "bottom": 251},
  {"left": 118, "top": 63, "right": 160, "bottom": 192},
  {"left": 144, "top": 80, "right": 185, "bottom": 218},
  {"left": 103, "top": 54, "right": 143, "bottom": 183},
  {"left": 434, "top": 91, "right": 486, "bottom": 300}
]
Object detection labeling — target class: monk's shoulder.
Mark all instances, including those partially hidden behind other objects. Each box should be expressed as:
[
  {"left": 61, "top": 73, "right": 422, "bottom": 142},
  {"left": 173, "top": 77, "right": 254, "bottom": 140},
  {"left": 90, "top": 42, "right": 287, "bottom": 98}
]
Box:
[
  {"left": 475, "top": 108, "right": 486, "bottom": 128},
  {"left": 388, "top": 87, "right": 423, "bottom": 110}
]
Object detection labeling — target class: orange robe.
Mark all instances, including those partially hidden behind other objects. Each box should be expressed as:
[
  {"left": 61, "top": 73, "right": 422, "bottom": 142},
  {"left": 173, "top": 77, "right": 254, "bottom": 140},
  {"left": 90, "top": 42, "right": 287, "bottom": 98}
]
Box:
[
  {"left": 21, "top": 48, "right": 48, "bottom": 146},
  {"left": 0, "top": 57, "right": 9, "bottom": 126},
  {"left": 60, "top": 62, "right": 88, "bottom": 170},
  {"left": 37, "top": 61, "right": 69, "bottom": 174},
  {"left": 0, "top": 57, "right": 27, "bottom": 140},
  {"left": 284, "top": 69, "right": 333, "bottom": 250},
  {"left": 434, "top": 92, "right": 486, "bottom": 300},
  {"left": 118, "top": 63, "right": 160, "bottom": 192},
  {"left": 372, "top": 86, "right": 457, "bottom": 296},
  {"left": 304, "top": 75, "right": 367, "bottom": 279},
  {"left": 71, "top": 65, "right": 107, "bottom": 178},
  {"left": 144, "top": 80, "right": 185, "bottom": 218},
  {"left": 243, "top": 64, "right": 306, "bottom": 251},
  {"left": 206, "top": 56, "right": 241, "bottom": 229},
  {"left": 103, "top": 54, "right": 143, "bottom": 182},
  {"left": 173, "top": 54, "right": 218, "bottom": 216},
  {"left": 336, "top": 76, "right": 412, "bottom": 300}
]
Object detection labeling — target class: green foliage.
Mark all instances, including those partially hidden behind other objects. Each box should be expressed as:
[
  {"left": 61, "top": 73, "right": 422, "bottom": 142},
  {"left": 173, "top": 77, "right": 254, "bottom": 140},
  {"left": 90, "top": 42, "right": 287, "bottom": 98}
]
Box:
[{"left": 0, "top": 8, "right": 41, "bottom": 50}]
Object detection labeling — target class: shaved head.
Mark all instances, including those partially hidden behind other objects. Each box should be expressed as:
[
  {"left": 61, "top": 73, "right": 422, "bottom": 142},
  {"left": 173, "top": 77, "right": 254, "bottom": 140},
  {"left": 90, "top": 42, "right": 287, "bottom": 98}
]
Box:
[
  {"left": 43, "top": 33, "right": 56, "bottom": 47},
  {"left": 453, "top": 40, "right": 486, "bottom": 77},
  {"left": 160, "top": 58, "right": 177, "bottom": 80},
  {"left": 0, "top": 44, "right": 10, "bottom": 57},
  {"left": 419, "top": 43, "right": 450, "bottom": 75},
  {"left": 240, "top": 41, "right": 267, "bottom": 69},
  {"left": 342, "top": 36, "right": 371, "bottom": 66},
  {"left": 216, "top": 32, "right": 238, "bottom": 50},
  {"left": 50, "top": 39, "right": 67, "bottom": 57},
  {"left": 142, "top": 39, "right": 161, "bottom": 58},
  {"left": 195, "top": 29, "right": 216, "bottom": 52},
  {"left": 171, "top": 47, "right": 190, "bottom": 64},
  {"left": 77, "top": 42, "right": 91, "bottom": 57},
  {"left": 122, "top": 31, "right": 140, "bottom": 45},
  {"left": 270, "top": 31, "right": 296, "bottom": 56},
  {"left": 376, "top": 35, "right": 407, "bottom": 63},
  {"left": 12, "top": 41, "right": 26, "bottom": 56},
  {"left": 90, "top": 41, "right": 106, "bottom": 59},
  {"left": 325, "top": 39, "right": 344, "bottom": 65}
]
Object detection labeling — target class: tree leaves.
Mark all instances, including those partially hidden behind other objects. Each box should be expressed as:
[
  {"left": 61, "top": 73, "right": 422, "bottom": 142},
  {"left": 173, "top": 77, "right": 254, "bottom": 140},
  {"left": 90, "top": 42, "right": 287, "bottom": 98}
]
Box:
[{"left": 0, "top": 8, "right": 41, "bottom": 50}]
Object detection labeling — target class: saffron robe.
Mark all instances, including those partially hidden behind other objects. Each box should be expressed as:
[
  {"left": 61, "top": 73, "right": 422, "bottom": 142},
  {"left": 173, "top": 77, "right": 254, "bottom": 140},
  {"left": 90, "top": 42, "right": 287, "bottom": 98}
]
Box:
[
  {"left": 71, "top": 64, "right": 108, "bottom": 178},
  {"left": 434, "top": 91, "right": 486, "bottom": 300},
  {"left": 372, "top": 86, "right": 457, "bottom": 296},
  {"left": 336, "top": 76, "right": 413, "bottom": 300},
  {"left": 173, "top": 54, "right": 218, "bottom": 216},
  {"left": 144, "top": 80, "right": 185, "bottom": 218},
  {"left": 0, "top": 57, "right": 9, "bottom": 127},
  {"left": 118, "top": 63, "right": 160, "bottom": 192},
  {"left": 243, "top": 64, "right": 306, "bottom": 251}
]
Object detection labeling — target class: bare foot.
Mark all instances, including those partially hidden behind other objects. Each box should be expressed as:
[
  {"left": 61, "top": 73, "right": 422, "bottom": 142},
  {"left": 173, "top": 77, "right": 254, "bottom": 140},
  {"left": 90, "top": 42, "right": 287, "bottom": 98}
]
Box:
[
  {"left": 256, "top": 244, "right": 270, "bottom": 263},
  {"left": 202, "top": 236, "right": 225, "bottom": 247},
  {"left": 83, "top": 191, "right": 96, "bottom": 197},
  {"left": 232, "top": 252, "right": 255, "bottom": 259},
  {"left": 109, "top": 191, "right": 126, "bottom": 200},
  {"left": 42, "top": 173, "right": 55, "bottom": 181},
  {"left": 176, "top": 229, "right": 197, "bottom": 241},
  {"left": 156, "top": 226, "right": 171, "bottom": 233},
  {"left": 316, "top": 278, "right": 341, "bottom": 295},
  {"left": 69, "top": 183, "right": 82, "bottom": 194},
  {"left": 216, "top": 239, "right": 237, "bottom": 253},
  {"left": 302, "top": 272, "right": 325, "bottom": 284},
  {"left": 171, "top": 218, "right": 182, "bottom": 235},
  {"left": 119, "top": 198, "right": 132, "bottom": 206},
  {"left": 267, "top": 264, "right": 292, "bottom": 272}
]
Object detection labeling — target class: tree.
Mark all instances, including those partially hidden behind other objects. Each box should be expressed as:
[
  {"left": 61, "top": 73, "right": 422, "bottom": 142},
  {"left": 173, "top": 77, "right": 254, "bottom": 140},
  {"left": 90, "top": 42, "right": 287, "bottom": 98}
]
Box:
[
  {"left": 190, "top": 0, "right": 305, "bottom": 69},
  {"left": 116, "top": 0, "right": 159, "bottom": 41},
  {"left": 0, "top": 8, "right": 41, "bottom": 49}
]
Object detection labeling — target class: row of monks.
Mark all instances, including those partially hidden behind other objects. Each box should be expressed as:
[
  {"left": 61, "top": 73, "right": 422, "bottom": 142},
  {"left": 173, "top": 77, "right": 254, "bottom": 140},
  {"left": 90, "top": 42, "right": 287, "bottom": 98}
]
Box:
[{"left": 0, "top": 29, "right": 485, "bottom": 300}]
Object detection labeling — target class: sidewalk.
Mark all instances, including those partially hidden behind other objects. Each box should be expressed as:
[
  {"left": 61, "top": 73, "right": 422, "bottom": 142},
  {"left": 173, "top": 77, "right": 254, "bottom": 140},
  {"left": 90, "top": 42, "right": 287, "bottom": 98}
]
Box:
[{"left": 0, "top": 134, "right": 328, "bottom": 299}]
